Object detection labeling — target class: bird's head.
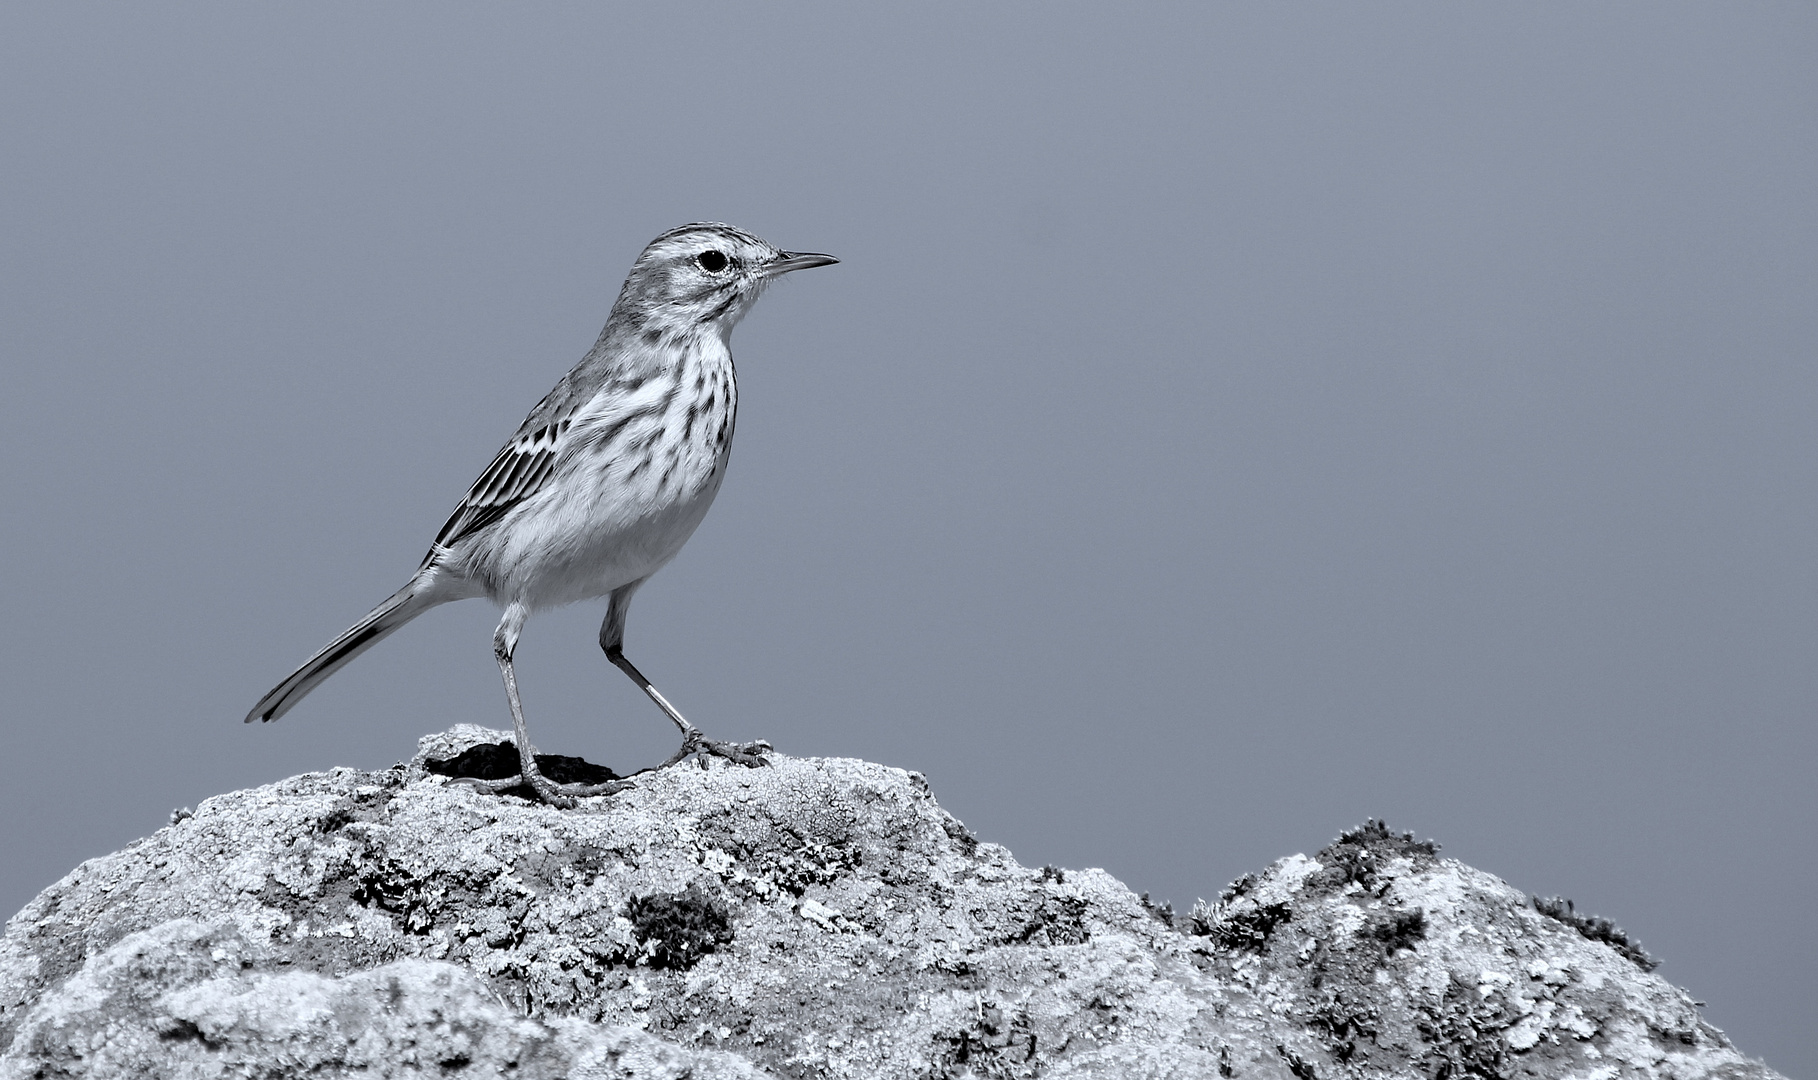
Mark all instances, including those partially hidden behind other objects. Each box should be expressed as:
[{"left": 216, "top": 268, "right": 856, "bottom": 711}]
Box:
[{"left": 614, "top": 222, "right": 838, "bottom": 342}]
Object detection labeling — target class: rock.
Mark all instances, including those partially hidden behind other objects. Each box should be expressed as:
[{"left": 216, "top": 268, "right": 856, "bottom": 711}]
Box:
[
  {"left": 0, "top": 725, "right": 1785, "bottom": 1079},
  {"left": 1181, "top": 822, "right": 1762, "bottom": 1079}
]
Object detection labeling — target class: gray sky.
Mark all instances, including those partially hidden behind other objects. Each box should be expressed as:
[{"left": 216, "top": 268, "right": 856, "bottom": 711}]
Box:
[{"left": 2, "top": 4, "right": 1811, "bottom": 1071}]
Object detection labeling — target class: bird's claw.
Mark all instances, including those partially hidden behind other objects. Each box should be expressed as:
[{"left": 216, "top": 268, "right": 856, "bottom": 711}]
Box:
[
  {"left": 449, "top": 776, "right": 523, "bottom": 795},
  {"left": 663, "top": 733, "right": 772, "bottom": 771},
  {"left": 551, "top": 778, "right": 637, "bottom": 798},
  {"left": 448, "top": 773, "right": 634, "bottom": 808}
]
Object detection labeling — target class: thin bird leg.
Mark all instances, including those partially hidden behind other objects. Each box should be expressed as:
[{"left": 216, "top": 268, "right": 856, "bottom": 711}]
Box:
[
  {"left": 466, "top": 603, "right": 630, "bottom": 806},
  {"left": 600, "top": 583, "right": 769, "bottom": 770},
  {"left": 608, "top": 647, "right": 693, "bottom": 735}
]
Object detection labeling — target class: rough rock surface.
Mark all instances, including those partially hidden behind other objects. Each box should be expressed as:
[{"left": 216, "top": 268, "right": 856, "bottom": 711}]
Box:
[{"left": 0, "top": 725, "right": 1784, "bottom": 1079}]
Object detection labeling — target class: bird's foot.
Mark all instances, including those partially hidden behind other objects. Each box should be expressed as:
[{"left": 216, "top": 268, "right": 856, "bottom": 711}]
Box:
[
  {"left": 661, "top": 731, "right": 772, "bottom": 771},
  {"left": 448, "top": 768, "right": 634, "bottom": 808},
  {"left": 537, "top": 776, "right": 636, "bottom": 807}
]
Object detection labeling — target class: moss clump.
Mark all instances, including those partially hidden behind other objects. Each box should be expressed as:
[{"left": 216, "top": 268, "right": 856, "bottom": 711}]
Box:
[
  {"left": 623, "top": 884, "right": 734, "bottom": 971},
  {"left": 1189, "top": 898, "right": 1293, "bottom": 952},
  {"left": 1364, "top": 908, "right": 1428, "bottom": 956},
  {"left": 1310, "top": 820, "right": 1439, "bottom": 893},
  {"left": 1532, "top": 895, "right": 1658, "bottom": 971}
]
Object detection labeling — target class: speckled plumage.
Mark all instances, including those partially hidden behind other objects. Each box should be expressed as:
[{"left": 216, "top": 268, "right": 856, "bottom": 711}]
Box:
[{"left": 246, "top": 223, "right": 838, "bottom": 804}]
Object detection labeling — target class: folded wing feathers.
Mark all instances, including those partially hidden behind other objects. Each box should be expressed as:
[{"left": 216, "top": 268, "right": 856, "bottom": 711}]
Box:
[{"left": 428, "top": 419, "right": 572, "bottom": 554}]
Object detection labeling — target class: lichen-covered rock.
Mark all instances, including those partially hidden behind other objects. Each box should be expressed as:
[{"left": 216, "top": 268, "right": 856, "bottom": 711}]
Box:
[
  {"left": 0, "top": 726, "right": 1784, "bottom": 1079},
  {"left": 1181, "top": 821, "right": 1769, "bottom": 1078},
  {"left": 0, "top": 918, "right": 764, "bottom": 1079}
]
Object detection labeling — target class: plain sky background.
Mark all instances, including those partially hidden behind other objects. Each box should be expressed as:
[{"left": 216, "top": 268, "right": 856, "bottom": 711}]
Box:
[{"left": 1, "top": 4, "right": 1812, "bottom": 1072}]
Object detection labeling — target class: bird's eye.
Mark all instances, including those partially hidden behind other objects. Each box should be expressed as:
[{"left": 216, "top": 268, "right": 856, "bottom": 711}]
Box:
[{"left": 697, "top": 250, "right": 729, "bottom": 273}]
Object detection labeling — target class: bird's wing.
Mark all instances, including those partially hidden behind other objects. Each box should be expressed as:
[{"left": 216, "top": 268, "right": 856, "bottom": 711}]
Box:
[
  {"left": 425, "top": 416, "right": 573, "bottom": 558},
  {"left": 421, "top": 339, "right": 670, "bottom": 563}
]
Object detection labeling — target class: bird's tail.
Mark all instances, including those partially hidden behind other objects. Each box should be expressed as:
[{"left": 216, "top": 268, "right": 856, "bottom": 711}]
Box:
[{"left": 245, "top": 576, "right": 447, "bottom": 724}]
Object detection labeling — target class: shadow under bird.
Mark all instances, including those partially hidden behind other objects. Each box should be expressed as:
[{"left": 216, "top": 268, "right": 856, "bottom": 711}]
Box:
[{"left": 246, "top": 223, "right": 838, "bottom": 805}]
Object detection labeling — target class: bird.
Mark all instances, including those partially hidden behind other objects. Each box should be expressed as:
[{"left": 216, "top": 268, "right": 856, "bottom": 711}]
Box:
[{"left": 245, "top": 222, "right": 838, "bottom": 806}]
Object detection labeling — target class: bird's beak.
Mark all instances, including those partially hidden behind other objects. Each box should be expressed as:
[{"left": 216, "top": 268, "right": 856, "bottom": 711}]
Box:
[{"left": 767, "top": 251, "right": 840, "bottom": 275}]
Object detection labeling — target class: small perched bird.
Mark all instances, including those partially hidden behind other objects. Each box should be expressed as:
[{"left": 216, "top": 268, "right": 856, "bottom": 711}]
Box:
[{"left": 246, "top": 223, "right": 838, "bottom": 805}]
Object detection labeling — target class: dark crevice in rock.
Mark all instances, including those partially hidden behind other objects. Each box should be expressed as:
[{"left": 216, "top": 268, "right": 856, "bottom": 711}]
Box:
[{"left": 423, "top": 740, "right": 622, "bottom": 800}]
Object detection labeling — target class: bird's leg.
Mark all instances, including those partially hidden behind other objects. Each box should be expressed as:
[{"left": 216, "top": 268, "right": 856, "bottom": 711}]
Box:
[
  {"left": 460, "top": 603, "right": 631, "bottom": 806},
  {"left": 607, "top": 645, "right": 771, "bottom": 769},
  {"left": 600, "top": 583, "right": 769, "bottom": 770}
]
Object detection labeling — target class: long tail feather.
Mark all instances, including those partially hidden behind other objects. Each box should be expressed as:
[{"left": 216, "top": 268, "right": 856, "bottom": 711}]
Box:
[{"left": 245, "top": 578, "right": 444, "bottom": 723}]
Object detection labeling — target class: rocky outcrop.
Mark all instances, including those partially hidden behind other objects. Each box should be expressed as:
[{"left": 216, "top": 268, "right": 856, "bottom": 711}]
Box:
[{"left": 0, "top": 725, "right": 1783, "bottom": 1079}]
